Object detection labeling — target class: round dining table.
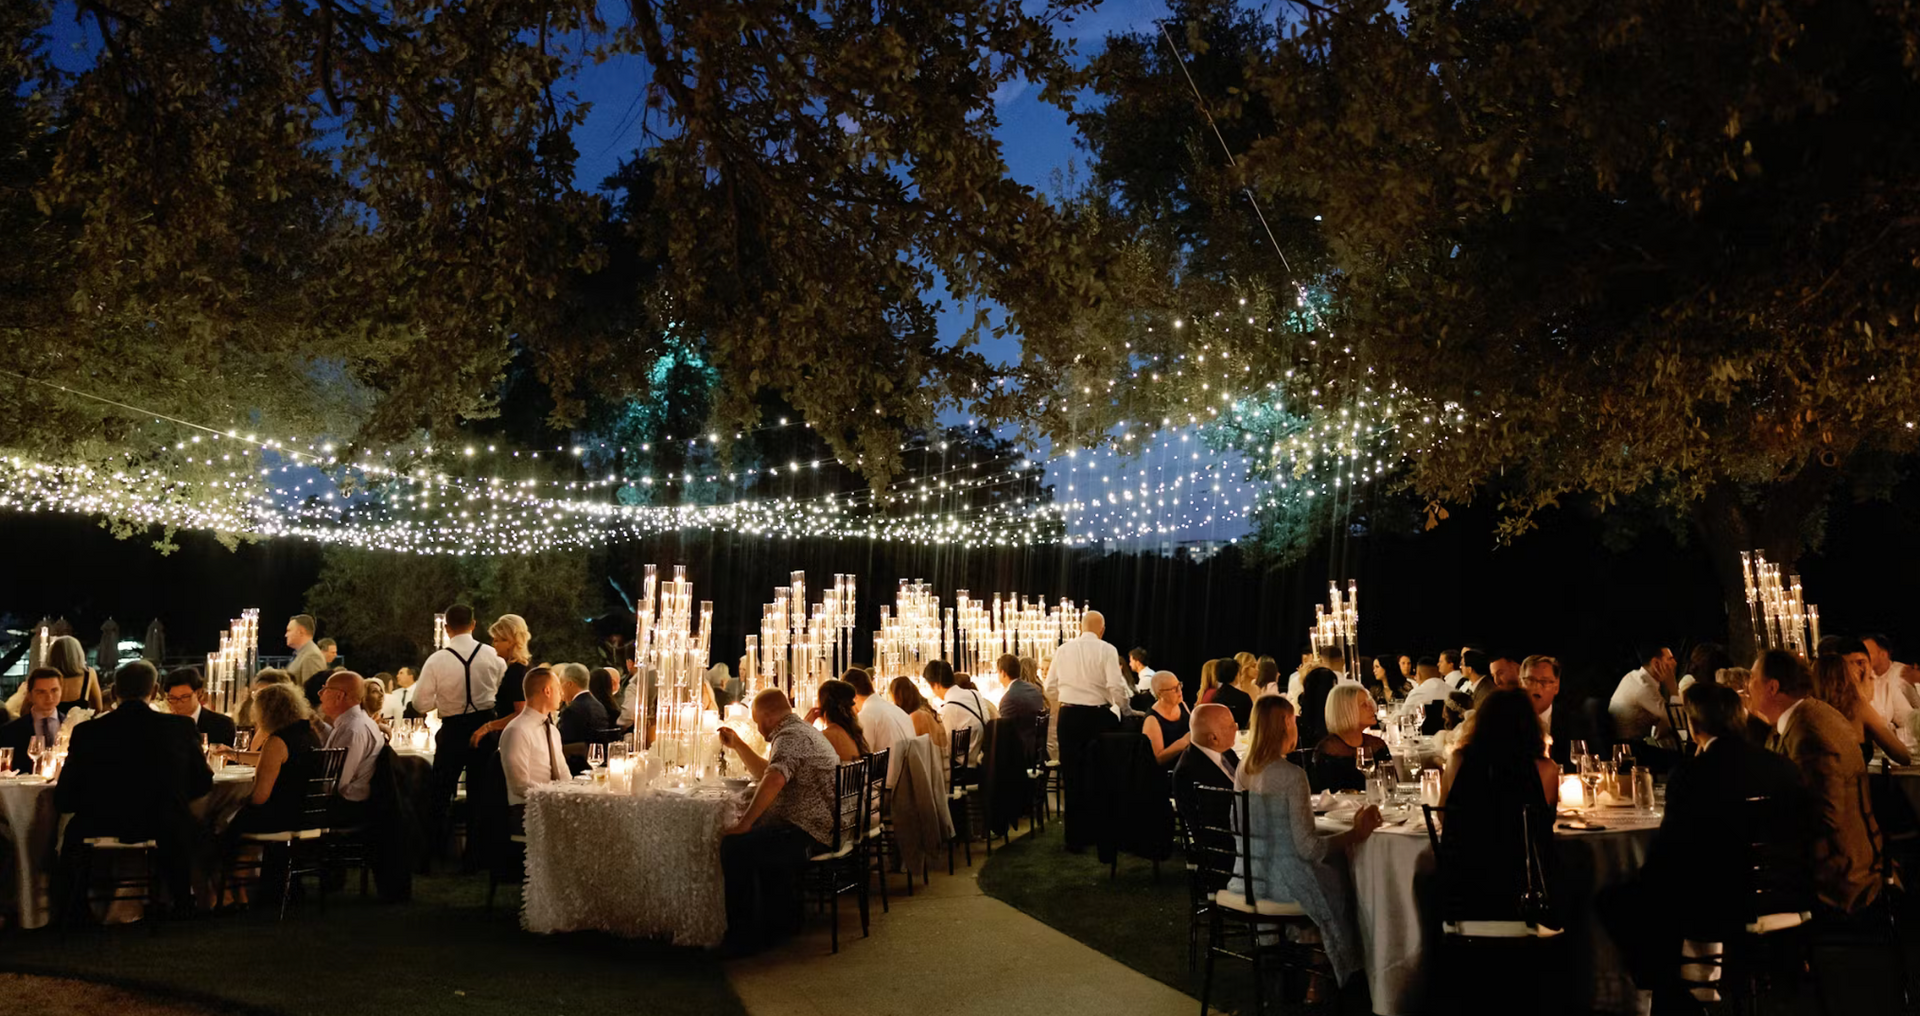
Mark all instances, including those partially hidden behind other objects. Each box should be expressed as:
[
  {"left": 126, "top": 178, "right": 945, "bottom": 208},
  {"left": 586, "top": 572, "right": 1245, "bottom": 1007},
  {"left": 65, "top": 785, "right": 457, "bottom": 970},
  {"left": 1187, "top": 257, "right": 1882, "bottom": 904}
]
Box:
[
  {"left": 0, "top": 765, "right": 255, "bottom": 929},
  {"left": 1319, "top": 801, "right": 1661, "bottom": 1016},
  {"left": 520, "top": 777, "right": 746, "bottom": 947}
]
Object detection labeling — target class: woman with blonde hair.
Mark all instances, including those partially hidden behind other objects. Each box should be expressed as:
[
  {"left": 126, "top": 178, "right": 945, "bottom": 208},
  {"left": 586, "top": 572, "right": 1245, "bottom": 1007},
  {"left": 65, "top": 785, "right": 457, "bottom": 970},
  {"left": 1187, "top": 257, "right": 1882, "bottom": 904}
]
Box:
[
  {"left": 1234, "top": 652, "right": 1260, "bottom": 693},
  {"left": 1234, "top": 695, "right": 1380, "bottom": 995},
  {"left": 1197, "top": 659, "right": 1222, "bottom": 705},
  {"left": 468, "top": 613, "right": 534, "bottom": 746},
  {"left": 5, "top": 635, "right": 104, "bottom": 716},
  {"left": 220, "top": 683, "right": 322, "bottom": 833},
  {"left": 1310, "top": 683, "right": 1392, "bottom": 792}
]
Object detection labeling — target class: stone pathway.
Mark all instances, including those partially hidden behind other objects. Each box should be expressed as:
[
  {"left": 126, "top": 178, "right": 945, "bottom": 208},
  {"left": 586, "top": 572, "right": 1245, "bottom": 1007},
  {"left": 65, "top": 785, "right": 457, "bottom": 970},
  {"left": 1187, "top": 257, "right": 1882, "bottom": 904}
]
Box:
[{"left": 726, "top": 828, "right": 1210, "bottom": 1016}]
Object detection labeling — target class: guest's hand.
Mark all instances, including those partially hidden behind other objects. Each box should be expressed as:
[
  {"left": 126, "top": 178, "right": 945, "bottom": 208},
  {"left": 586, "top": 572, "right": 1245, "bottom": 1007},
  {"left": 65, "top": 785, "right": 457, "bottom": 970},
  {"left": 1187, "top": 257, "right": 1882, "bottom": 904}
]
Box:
[
  {"left": 803, "top": 706, "right": 822, "bottom": 724},
  {"left": 470, "top": 724, "right": 491, "bottom": 748},
  {"left": 718, "top": 727, "right": 741, "bottom": 751},
  {"left": 721, "top": 819, "right": 752, "bottom": 837},
  {"left": 1351, "top": 805, "right": 1384, "bottom": 836}
]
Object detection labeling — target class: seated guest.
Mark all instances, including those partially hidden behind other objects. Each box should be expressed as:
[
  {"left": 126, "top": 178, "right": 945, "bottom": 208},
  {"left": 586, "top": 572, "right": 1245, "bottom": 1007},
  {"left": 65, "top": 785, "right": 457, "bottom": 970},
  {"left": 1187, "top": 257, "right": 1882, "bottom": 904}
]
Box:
[
  {"left": 383, "top": 667, "right": 419, "bottom": 721},
  {"left": 1399, "top": 656, "right": 1449, "bottom": 728},
  {"left": 1311, "top": 683, "right": 1392, "bottom": 792},
  {"left": 360, "top": 679, "right": 392, "bottom": 737},
  {"left": 1609, "top": 644, "right": 1679, "bottom": 745},
  {"left": 222, "top": 682, "right": 322, "bottom": 834},
  {"left": 1864, "top": 634, "right": 1920, "bottom": 733},
  {"left": 234, "top": 668, "right": 294, "bottom": 730},
  {"left": 1813, "top": 643, "right": 1910, "bottom": 765},
  {"left": 1234, "top": 695, "right": 1381, "bottom": 992},
  {"left": 929, "top": 660, "right": 992, "bottom": 764},
  {"left": 1128, "top": 647, "right": 1156, "bottom": 693},
  {"left": 808, "top": 679, "right": 870, "bottom": 763},
  {"left": 1713, "top": 667, "right": 1776, "bottom": 744},
  {"left": 847, "top": 668, "right": 919, "bottom": 786},
  {"left": 499, "top": 667, "right": 567, "bottom": 817},
  {"left": 1256, "top": 656, "right": 1283, "bottom": 699},
  {"left": 590, "top": 666, "right": 622, "bottom": 729},
  {"left": 1439, "top": 689, "right": 1563, "bottom": 926},
  {"left": 889, "top": 676, "right": 948, "bottom": 750},
  {"left": 1172, "top": 703, "right": 1238, "bottom": 843},
  {"left": 1522, "top": 654, "right": 1590, "bottom": 768},
  {"left": 1198, "top": 659, "right": 1222, "bottom": 705},
  {"left": 1143, "top": 671, "right": 1192, "bottom": 767},
  {"left": 318, "top": 671, "right": 384, "bottom": 826},
  {"left": 1678, "top": 643, "right": 1733, "bottom": 695},
  {"left": 164, "top": 667, "right": 237, "bottom": 747},
  {"left": 56, "top": 660, "right": 212, "bottom": 915},
  {"left": 1296, "top": 665, "right": 1336, "bottom": 746},
  {"left": 1211, "top": 657, "right": 1253, "bottom": 730},
  {"left": 3, "top": 634, "right": 104, "bottom": 716},
  {"left": 3, "top": 668, "right": 68, "bottom": 771},
  {"left": 717, "top": 689, "right": 842, "bottom": 953},
  {"left": 1440, "top": 648, "right": 1464, "bottom": 690},
  {"left": 1748, "top": 649, "right": 1883, "bottom": 914},
  {"left": 555, "top": 663, "right": 608, "bottom": 774},
  {"left": 1598, "top": 683, "right": 1812, "bottom": 1015},
  {"left": 1461, "top": 649, "right": 1495, "bottom": 708},
  {"left": 995, "top": 655, "right": 1048, "bottom": 729},
  {"left": 1490, "top": 655, "right": 1522, "bottom": 693}
]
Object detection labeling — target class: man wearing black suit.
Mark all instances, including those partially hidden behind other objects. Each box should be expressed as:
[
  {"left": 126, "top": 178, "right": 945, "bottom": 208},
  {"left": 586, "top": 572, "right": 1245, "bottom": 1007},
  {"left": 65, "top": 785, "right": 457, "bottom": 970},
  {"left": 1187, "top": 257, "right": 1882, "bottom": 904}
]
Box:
[
  {"left": 1172, "top": 704, "right": 1240, "bottom": 886},
  {"left": 1522, "top": 655, "right": 1591, "bottom": 767},
  {"left": 163, "top": 668, "right": 237, "bottom": 748},
  {"left": 1598, "top": 683, "right": 1812, "bottom": 1014},
  {"left": 55, "top": 660, "right": 213, "bottom": 916},
  {"left": 2, "top": 668, "right": 68, "bottom": 771},
  {"left": 555, "top": 663, "right": 610, "bottom": 775}
]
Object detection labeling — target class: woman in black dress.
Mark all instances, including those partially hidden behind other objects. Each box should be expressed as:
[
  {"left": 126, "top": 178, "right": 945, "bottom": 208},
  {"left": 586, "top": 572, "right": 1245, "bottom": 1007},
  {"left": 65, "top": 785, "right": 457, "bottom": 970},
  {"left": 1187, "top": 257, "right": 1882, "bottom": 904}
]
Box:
[
  {"left": 1311, "top": 683, "right": 1392, "bottom": 792},
  {"left": 1142, "top": 671, "right": 1191, "bottom": 767},
  {"left": 1437, "top": 688, "right": 1563, "bottom": 926},
  {"left": 224, "top": 683, "right": 324, "bottom": 833}
]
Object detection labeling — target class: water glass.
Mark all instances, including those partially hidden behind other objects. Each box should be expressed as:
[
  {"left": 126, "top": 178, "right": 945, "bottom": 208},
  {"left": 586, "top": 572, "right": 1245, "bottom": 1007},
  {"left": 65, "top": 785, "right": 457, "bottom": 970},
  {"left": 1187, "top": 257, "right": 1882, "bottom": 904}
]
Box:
[
  {"left": 1419, "top": 769, "right": 1443, "bottom": 807},
  {"left": 1355, "top": 745, "right": 1373, "bottom": 780},
  {"left": 1613, "top": 743, "right": 1635, "bottom": 767},
  {"left": 0, "top": 747, "right": 11, "bottom": 772},
  {"left": 1634, "top": 768, "right": 1656, "bottom": 814}
]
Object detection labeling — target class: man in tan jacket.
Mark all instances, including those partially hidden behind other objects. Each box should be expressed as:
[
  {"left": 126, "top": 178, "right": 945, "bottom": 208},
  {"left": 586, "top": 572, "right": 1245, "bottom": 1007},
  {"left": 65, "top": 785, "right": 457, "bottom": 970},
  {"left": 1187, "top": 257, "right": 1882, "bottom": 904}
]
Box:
[{"left": 1749, "top": 648, "right": 1883, "bottom": 914}]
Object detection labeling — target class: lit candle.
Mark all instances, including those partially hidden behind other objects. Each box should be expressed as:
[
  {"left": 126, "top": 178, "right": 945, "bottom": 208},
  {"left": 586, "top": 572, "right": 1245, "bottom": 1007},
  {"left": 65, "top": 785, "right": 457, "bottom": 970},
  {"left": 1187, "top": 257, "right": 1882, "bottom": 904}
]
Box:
[{"left": 1559, "top": 774, "right": 1586, "bottom": 809}]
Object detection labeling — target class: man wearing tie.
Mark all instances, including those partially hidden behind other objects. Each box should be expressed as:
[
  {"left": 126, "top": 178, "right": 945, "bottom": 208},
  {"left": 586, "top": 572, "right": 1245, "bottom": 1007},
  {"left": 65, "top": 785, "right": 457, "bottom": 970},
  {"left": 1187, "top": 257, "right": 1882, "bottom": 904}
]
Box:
[
  {"left": 1044, "top": 610, "right": 1136, "bottom": 853},
  {"left": 163, "top": 668, "right": 238, "bottom": 747},
  {"left": 1171, "top": 704, "right": 1239, "bottom": 832},
  {"left": 500, "top": 666, "right": 567, "bottom": 828},
  {"left": 2, "top": 669, "right": 66, "bottom": 771}
]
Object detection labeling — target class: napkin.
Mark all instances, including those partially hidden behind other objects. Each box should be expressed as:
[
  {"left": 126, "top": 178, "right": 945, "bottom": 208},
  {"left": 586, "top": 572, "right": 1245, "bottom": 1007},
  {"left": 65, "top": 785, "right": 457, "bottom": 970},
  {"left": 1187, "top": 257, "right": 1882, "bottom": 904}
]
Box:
[{"left": 59, "top": 708, "right": 92, "bottom": 735}]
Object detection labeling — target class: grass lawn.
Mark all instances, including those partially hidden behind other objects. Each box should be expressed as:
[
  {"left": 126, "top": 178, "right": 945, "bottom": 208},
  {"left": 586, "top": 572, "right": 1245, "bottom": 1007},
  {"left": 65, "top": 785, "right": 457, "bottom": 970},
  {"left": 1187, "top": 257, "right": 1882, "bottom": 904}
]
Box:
[{"left": 0, "top": 872, "right": 746, "bottom": 1016}]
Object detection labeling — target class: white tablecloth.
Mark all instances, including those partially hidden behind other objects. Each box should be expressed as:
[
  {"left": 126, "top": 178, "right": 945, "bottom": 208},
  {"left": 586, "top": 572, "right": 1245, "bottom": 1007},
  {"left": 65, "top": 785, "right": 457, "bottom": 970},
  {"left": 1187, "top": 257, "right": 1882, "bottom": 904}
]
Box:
[
  {"left": 1324, "top": 807, "right": 1660, "bottom": 1015},
  {"left": 521, "top": 780, "right": 743, "bottom": 947},
  {"left": 0, "top": 767, "right": 255, "bottom": 929}
]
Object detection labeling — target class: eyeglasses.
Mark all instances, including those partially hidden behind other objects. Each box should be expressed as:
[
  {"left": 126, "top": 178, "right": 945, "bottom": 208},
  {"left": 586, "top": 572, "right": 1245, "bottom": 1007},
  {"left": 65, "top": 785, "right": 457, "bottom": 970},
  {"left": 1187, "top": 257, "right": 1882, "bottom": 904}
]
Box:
[{"left": 165, "top": 691, "right": 198, "bottom": 704}]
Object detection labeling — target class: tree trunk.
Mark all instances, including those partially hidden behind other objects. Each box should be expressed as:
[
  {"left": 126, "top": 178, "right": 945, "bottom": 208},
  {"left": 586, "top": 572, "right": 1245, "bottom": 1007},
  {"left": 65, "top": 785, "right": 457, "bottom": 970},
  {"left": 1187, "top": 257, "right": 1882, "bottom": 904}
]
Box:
[{"left": 1690, "top": 468, "right": 1835, "bottom": 662}]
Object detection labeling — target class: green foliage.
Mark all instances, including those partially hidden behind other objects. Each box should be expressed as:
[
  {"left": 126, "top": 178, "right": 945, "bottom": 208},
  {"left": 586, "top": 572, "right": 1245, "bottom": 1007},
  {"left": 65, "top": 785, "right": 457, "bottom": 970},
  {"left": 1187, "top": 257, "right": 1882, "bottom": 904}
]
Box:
[{"left": 304, "top": 545, "right": 603, "bottom": 674}]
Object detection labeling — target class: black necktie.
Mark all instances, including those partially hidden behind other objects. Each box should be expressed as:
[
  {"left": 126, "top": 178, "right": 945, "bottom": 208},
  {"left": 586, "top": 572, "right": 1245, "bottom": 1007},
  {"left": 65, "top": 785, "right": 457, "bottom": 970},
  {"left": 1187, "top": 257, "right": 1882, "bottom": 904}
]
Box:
[{"left": 1221, "top": 749, "right": 1240, "bottom": 775}]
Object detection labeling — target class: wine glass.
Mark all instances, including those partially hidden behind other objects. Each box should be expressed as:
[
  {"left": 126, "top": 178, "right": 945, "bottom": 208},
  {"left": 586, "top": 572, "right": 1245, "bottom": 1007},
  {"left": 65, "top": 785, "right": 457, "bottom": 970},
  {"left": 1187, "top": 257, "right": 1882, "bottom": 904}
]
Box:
[
  {"left": 1355, "top": 744, "right": 1373, "bottom": 780},
  {"left": 1580, "top": 758, "right": 1608, "bottom": 810},
  {"left": 588, "top": 742, "right": 607, "bottom": 779},
  {"left": 26, "top": 735, "right": 44, "bottom": 776},
  {"left": 1613, "top": 743, "right": 1635, "bottom": 768},
  {"left": 1568, "top": 739, "right": 1589, "bottom": 773}
]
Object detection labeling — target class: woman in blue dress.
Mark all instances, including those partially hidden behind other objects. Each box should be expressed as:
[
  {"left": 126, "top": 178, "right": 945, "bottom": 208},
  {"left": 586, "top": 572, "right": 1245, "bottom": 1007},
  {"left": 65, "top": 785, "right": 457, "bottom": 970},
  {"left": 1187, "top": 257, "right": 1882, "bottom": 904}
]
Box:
[{"left": 1232, "top": 695, "right": 1382, "bottom": 990}]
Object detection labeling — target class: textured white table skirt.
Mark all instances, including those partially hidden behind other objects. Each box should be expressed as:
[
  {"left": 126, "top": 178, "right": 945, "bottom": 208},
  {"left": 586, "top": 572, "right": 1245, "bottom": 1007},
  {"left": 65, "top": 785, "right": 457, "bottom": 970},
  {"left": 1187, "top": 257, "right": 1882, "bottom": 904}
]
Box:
[
  {"left": 521, "top": 781, "right": 742, "bottom": 947},
  {"left": 1329, "top": 811, "right": 1658, "bottom": 1015}
]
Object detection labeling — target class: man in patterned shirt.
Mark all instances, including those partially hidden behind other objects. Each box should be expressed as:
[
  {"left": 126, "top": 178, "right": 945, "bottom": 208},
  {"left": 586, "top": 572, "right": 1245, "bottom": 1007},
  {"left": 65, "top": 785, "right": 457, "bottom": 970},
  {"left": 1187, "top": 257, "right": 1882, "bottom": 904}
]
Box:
[{"left": 717, "top": 688, "right": 840, "bottom": 951}]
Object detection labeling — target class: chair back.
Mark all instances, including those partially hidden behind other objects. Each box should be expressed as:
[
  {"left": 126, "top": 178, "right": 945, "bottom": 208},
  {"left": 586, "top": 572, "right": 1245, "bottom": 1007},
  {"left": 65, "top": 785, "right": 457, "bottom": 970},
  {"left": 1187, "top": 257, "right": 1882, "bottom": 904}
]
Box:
[
  {"left": 1739, "top": 793, "right": 1816, "bottom": 922},
  {"left": 1664, "top": 699, "right": 1694, "bottom": 755},
  {"left": 1426, "top": 800, "right": 1556, "bottom": 928},
  {"left": 826, "top": 756, "right": 871, "bottom": 853},
  {"left": 865, "top": 747, "right": 891, "bottom": 831},
  {"left": 948, "top": 725, "right": 973, "bottom": 782},
  {"left": 1192, "top": 785, "right": 1258, "bottom": 908},
  {"left": 305, "top": 747, "right": 348, "bottom": 830},
  {"left": 1028, "top": 714, "right": 1050, "bottom": 769}
]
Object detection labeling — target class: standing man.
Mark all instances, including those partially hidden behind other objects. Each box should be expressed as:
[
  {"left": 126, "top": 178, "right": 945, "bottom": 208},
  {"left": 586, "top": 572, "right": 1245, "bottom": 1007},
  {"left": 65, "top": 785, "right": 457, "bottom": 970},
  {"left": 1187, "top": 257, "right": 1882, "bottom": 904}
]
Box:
[
  {"left": 163, "top": 668, "right": 237, "bottom": 747},
  {"left": 1044, "top": 610, "right": 1133, "bottom": 853},
  {"left": 412, "top": 603, "right": 507, "bottom": 849},
  {"left": 318, "top": 671, "right": 384, "bottom": 827},
  {"left": 285, "top": 614, "right": 326, "bottom": 688}
]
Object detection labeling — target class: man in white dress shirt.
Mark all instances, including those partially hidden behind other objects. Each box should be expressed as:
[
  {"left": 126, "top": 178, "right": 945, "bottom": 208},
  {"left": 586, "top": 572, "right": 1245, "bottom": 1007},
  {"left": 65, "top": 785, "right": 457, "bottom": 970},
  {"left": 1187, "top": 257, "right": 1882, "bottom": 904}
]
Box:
[
  {"left": 928, "top": 661, "right": 994, "bottom": 767},
  {"left": 1438, "top": 649, "right": 1464, "bottom": 691},
  {"left": 845, "top": 668, "right": 915, "bottom": 787},
  {"left": 381, "top": 667, "right": 418, "bottom": 721},
  {"left": 1399, "top": 657, "right": 1449, "bottom": 731},
  {"left": 500, "top": 666, "right": 567, "bottom": 826},
  {"left": 412, "top": 603, "right": 508, "bottom": 842},
  {"left": 1043, "top": 610, "right": 1133, "bottom": 852},
  {"left": 1864, "top": 634, "right": 1920, "bottom": 732},
  {"left": 318, "top": 671, "right": 384, "bottom": 826},
  {"left": 1608, "top": 645, "right": 1677, "bottom": 743},
  {"left": 1128, "top": 647, "right": 1156, "bottom": 693}
]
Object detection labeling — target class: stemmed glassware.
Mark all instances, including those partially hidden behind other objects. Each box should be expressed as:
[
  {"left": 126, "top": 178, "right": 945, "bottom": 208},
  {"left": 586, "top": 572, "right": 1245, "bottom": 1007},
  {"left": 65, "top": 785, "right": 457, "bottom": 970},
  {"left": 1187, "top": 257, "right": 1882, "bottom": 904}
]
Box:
[
  {"left": 588, "top": 742, "right": 607, "bottom": 782},
  {"left": 26, "top": 736, "right": 44, "bottom": 777}
]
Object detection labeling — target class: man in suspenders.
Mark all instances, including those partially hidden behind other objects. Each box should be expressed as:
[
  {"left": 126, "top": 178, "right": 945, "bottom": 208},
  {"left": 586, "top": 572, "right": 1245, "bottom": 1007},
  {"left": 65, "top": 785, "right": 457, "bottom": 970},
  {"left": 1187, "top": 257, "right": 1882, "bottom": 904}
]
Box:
[{"left": 412, "top": 603, "right": 508, "bottom": 856}]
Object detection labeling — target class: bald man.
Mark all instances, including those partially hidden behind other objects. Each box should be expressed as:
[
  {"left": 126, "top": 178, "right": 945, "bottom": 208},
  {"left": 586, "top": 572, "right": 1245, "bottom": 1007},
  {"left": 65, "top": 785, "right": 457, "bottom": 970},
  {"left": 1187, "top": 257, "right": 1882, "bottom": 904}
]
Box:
[
  {"left": 319, "top": 670, "right": 384, "bottom": 824},
  {"left": 717, "top": 689, "right": 842, "bottom": 951},
  {"left": 1044, "top": 610, "right": 1134, "bottom": 852},
  {"left": 1172, "top": 703, "right": 1239, "bottom": 874}
]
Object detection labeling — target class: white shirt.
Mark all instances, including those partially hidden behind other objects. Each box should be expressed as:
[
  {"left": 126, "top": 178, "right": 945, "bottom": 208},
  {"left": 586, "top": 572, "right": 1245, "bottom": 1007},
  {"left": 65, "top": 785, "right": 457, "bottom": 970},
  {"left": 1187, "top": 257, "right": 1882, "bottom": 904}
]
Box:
[
  {"left": 1608, "top": 667, "right": 1670, "bottom": 742},
  {"left": 1132, "top": 666, "right": 1157, "bottom": 693},
  {"left": 412, "top": 633, "right": 506, "bottom": 717},
  {"left": 382, "top": 684, "right": 416, "bottom": 721},
  {"left": 1444, "top": 669, "right": 1465, "bottom": 690},
  {"left": 324, "top": 705, "right": 385, "bottom": 803},
  {"left": 1194, "top": 743, "right": 1236, "bottom": 782},
  {"left": 1401, "top": 677, "right": 1450, "bottom": 719},
  {"left": 1537, "top": 704, "right": 1554, "bottom": 733},
  {"left": 856, "top": 695, "right": 918, "bottom": 787},
  {"left": 1872, "top": 663, "right": 1920, "bottom": 731},
  {"left": 938, "top": 687, "right": 994, "bottom": 765},
  {"left": 500, "top": 707, "right": 566, "bottom": 805},
  {"left": 1774, "top": 698, "right": 1806, "bottom": 737},
  {"left": 1045, "top": 632, "right": 1133, "bottom": 715}
]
